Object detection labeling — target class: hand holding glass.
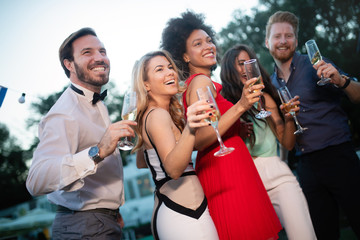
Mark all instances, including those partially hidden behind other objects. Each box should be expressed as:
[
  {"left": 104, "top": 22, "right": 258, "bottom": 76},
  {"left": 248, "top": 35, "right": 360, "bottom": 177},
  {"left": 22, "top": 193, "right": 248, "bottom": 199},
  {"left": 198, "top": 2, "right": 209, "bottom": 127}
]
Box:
[
  {"left": 244, "top": 59, "right": 271, "bottom": 119},
  {"left": 196, "top": 86, "right": 234, "bottom": 157},
  {"left": 305, "top": 39, "right": 331, "bottom": 86},
  {"left": 118, "top": 91, "right": 137, "bottom": 151},
  {"left": 277, "top": 86, "right": 308, "bottom": 135}
]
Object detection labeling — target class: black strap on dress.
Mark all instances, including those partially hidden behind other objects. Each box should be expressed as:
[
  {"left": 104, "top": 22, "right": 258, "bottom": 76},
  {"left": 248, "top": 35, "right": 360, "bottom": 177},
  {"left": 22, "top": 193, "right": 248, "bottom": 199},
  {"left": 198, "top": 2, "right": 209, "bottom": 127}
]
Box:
[
  {"left": 144, "top": 109, "right": 208, "bottom": 220},
  {"left": 144, "top": 109, "right": 172, "bottom": 188}
]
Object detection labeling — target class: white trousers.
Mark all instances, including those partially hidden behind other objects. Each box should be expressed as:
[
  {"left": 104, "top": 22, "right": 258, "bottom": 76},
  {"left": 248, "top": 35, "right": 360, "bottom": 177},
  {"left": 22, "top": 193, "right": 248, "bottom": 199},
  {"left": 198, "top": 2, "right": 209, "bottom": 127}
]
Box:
[
  {"left": 254, "top": 156, "right": 317, "bottom": 240},
  {"left": 155, "top": 203, "right": 219, "bottom": 240}
]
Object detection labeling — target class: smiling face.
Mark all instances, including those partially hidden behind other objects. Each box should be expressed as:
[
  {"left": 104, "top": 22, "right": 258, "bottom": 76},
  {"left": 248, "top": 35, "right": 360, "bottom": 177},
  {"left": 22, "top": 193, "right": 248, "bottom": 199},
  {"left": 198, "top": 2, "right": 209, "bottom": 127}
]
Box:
[
  {"left": 66, "top": 35, "right": 110, "bottom": 89},
  {"left": 144, "top": 55, "right": 178, "bottom": 98},
  {"left": 266, "top": 22, "right": 298, "bottom": 63},
  {"left": 235, "top": 50, "right": 251, "bottom": 84},
  {"left": 183, "top": 29, "right": 217, "bottom": 75}
]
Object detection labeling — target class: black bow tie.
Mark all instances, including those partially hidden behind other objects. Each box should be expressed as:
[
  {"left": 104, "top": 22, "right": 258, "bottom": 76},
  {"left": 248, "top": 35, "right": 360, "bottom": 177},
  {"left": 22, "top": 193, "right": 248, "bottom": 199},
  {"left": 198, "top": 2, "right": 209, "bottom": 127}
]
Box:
[
  {"left": 70, "top": 84, "right": 107, "bottom": 105},
  {"left": 92, "top": 90, "right": 107, "bottom": 104}
]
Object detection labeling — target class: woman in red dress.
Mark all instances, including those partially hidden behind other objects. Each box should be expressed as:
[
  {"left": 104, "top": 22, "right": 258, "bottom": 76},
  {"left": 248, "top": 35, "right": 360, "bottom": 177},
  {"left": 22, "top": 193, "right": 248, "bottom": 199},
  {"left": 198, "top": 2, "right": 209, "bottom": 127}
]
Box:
[{"left": 161, "top": 11, "right": 282, "bottom": 239}]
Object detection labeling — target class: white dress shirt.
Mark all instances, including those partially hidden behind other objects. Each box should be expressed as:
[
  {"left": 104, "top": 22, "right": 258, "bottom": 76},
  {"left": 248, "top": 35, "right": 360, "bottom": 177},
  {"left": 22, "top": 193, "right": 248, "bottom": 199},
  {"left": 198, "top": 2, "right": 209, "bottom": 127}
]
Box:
[{"left": 26, "top": 83, "right": 124, "bottom": 211}]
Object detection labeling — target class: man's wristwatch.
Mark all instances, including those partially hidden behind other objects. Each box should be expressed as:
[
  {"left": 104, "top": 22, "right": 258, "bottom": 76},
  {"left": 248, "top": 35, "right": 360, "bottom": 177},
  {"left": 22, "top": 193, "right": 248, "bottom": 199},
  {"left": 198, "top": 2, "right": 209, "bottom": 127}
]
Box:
[
  {"left": 339, "top": 75, "right": 351, "bottom": 89},
  {"left": 88, "top": 145, "right": 103, "bottom": 164}
]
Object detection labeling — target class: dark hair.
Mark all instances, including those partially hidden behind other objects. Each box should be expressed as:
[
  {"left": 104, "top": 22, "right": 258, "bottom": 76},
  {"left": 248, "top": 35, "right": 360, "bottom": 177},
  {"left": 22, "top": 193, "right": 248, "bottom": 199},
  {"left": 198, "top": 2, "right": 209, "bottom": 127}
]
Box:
[
  {"left": 220, "top": 44, "right": 281, "bottom": 147},
  {"left": 59, "top": 27, "right": 97, "bottom": 78},
  {"left": 161, "top": 10, "right": 217, "bottom": 79}
]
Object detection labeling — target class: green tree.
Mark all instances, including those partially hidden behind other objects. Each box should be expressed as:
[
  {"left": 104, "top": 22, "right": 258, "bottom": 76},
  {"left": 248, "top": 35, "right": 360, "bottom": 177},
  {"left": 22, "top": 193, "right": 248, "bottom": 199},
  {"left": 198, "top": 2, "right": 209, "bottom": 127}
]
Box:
[
  {"left": 219, "top": 0, "right": 360, "bottom": 73},
  {"left": 218, "top": 0, "right": 360, "bottom": 146},
  {"left": 0, "top": 123, "right": 32, "bottom": 210}
]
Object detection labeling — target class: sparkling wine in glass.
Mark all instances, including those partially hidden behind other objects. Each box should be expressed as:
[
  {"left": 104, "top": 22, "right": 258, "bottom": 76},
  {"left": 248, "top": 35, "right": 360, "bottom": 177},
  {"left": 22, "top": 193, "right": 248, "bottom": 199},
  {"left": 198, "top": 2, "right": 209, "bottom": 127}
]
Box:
[
  {"left": 196, "top": 86, "right": 234, "bottom": 157},
  {"left": 305, "top": 39, "right": 331, "bottom": 86},
  {"left": 244, "top": 59, "right": 271, "bottom": 119},
  {"left": 277, "top": 86, "right": 308, "bottom": 135},
  {"left": 118, "top": 91, "right": 137, "bottom": 151}
]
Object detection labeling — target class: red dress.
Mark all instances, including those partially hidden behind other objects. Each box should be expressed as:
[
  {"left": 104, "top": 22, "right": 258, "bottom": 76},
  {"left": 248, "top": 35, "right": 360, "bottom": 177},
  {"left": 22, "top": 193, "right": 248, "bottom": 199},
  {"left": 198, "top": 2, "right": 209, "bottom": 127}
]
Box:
[{"left": 183, "top": 74, "right": 281, "bottom": 240}]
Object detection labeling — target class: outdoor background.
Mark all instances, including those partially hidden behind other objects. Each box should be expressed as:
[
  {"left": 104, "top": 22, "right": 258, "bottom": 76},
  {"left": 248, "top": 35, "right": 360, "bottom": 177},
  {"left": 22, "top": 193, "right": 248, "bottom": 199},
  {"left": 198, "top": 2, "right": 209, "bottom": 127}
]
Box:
[{"left": 0, "top": 0, "right": 359, "bottom": 239}]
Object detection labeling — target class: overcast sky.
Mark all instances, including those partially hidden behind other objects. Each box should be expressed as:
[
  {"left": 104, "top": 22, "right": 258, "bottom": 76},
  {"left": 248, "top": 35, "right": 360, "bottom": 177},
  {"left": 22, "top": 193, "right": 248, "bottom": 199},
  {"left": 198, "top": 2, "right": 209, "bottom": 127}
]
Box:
[{"left": 0, "top": 0, "right": 258, "bottom": 148}]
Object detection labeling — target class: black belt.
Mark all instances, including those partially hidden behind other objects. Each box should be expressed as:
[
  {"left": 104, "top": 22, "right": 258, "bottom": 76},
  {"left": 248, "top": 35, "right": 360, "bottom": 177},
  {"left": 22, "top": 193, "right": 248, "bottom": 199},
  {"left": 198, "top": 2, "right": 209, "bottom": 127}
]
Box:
[{"left": 56, "top": 205, "right": 119, "bottom": 217}]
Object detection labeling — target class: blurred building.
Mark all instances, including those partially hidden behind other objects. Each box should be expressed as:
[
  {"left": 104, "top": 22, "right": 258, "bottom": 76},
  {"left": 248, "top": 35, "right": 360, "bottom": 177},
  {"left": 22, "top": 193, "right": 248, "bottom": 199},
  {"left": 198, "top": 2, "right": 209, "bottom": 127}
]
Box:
[{"left": 0, "top": 153, "right": 159, "bottom": 240}]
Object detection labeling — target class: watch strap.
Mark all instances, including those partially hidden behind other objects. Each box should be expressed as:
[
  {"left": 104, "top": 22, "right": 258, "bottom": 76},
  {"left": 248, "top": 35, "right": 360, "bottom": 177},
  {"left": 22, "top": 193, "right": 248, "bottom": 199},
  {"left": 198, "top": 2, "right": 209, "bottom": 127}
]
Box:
[{"left": 339, "top": 75, "right": 351, "bottom": 89}]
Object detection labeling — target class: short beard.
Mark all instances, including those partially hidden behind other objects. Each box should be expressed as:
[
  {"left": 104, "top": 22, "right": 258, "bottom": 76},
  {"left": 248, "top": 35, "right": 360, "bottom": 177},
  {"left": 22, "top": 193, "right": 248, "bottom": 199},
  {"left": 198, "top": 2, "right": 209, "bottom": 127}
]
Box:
[
  {"left": 270, "top": 48, "right": 295, "bottom": 63},
  {"left": 74, "top": 61, "right": 109, "bottom": 87}
]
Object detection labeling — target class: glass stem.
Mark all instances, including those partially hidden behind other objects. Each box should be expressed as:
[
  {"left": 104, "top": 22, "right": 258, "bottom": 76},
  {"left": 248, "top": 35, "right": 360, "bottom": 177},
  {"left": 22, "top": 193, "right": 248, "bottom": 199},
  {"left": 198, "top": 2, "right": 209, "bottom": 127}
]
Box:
[
  {"left": 258, "top": 96, "right": 265, "bottom": 111},
  {"left": 290, "top": 112, "right": 301, "bottom": 129},
  {"left": 214, "top": 126, "right": 226, "bottom": 149}
]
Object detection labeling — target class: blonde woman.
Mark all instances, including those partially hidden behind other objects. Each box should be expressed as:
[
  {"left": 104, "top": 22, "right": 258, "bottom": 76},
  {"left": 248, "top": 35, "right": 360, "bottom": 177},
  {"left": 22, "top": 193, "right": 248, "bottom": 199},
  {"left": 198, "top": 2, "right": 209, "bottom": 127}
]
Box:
[{"left": 132, "top": 50, "right": 218, "bottom": 240}]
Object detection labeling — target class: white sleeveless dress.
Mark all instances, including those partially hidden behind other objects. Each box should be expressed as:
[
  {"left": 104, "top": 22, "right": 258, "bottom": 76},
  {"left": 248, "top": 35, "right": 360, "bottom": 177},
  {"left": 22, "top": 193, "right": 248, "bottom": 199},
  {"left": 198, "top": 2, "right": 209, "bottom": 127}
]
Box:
[{"left": 143, "top": 109, "right": 219, "bottom": 240}]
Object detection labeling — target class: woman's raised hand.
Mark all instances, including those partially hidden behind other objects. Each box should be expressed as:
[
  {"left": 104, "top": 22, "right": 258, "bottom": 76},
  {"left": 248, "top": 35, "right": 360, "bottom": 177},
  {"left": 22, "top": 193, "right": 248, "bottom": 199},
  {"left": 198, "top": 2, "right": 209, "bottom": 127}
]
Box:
[
  {"left": 186, "top": 99, "right": 213, "bottom": 134},
  {"left": 238, "top": 77, "right": 264, "bottom": 111}
]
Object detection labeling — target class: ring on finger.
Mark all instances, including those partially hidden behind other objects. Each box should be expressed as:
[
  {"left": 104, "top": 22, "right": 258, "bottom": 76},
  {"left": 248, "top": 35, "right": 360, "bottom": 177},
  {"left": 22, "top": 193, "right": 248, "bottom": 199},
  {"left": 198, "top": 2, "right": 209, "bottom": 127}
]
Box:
[{"left": 248, "top": 88, "right": 252, "bottom": 93}]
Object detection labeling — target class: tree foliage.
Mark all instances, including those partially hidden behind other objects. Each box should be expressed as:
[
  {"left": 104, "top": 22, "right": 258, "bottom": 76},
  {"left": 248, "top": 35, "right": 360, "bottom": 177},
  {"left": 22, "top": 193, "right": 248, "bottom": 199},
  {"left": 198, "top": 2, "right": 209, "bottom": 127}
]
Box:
[
  {"left": 0, "top": 123, "right": 32, "bottom": 210},
  {"left": 218, "top": 0, "right": 360, "bottom": 146},
  {"left": 219, "top": 0, "right": 360, "bottom": 74}
]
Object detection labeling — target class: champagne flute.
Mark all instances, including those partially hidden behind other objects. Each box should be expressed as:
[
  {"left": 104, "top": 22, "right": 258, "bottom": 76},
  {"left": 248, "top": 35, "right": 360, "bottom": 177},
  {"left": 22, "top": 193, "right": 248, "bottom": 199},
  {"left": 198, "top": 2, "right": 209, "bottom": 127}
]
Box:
[
  {"left": 277, "top": 86, "right": 308, "bottom": 135},
  {"left": 118, "top": 91, "right": 137, "bottom": 151},
  {"left": 196, "top": 86, "right": 234, "bottom": 157},
  {"left": 244, "top": 59, "right": 272, "bottom": 119},
  {"left": 305, "top": 39, "right": 331, "bottom": 86}
]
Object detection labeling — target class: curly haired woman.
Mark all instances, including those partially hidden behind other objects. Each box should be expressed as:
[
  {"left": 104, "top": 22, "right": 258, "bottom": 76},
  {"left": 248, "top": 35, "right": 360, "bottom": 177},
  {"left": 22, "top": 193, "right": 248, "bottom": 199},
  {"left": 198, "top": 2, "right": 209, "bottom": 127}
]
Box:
[{"left": 161, "top": 11, "right": 282, "bottom": 240}]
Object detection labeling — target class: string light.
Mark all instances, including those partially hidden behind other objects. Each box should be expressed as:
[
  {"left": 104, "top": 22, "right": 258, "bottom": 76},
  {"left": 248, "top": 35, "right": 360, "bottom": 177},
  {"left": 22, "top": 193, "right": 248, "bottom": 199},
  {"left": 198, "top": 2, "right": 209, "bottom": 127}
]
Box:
[
  {"left": 18, "top": 93, "right": 26, "bottom": 104},
  {"left": 0, "top": 85, "right": 29, "bottom": 107}
]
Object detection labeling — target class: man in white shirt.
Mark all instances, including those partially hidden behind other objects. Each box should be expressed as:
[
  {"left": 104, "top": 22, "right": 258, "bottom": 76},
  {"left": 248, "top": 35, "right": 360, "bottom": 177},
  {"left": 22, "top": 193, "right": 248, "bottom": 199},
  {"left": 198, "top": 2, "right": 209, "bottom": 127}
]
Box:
[{"left": 26, "top": 27, "right": 137, "bottom": 239}]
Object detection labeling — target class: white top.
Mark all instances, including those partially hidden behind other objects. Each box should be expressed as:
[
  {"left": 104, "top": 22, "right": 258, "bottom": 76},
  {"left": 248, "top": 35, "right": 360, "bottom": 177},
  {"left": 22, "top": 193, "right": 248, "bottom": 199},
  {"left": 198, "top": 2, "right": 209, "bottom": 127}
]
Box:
[{"left": 26, "top": 83, "right": 124, "bottom": 211}]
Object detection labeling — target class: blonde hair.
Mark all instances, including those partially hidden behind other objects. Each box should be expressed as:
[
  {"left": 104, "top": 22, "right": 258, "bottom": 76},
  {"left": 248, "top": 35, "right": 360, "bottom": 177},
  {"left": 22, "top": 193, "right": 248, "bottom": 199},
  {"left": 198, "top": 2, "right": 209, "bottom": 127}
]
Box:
[
  {"left": 266, "top": 11, "right": 299, "bottom": 40},
  {"left": 132, "top": 50, "right": 186, "bottom": 152}
]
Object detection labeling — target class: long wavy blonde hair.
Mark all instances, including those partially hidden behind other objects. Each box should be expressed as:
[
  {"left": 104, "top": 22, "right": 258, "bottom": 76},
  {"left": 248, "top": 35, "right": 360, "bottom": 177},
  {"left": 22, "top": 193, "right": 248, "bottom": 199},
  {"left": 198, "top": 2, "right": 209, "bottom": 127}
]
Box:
[{"left": 132, "top": 50, "right": 186, "bottom": 152}]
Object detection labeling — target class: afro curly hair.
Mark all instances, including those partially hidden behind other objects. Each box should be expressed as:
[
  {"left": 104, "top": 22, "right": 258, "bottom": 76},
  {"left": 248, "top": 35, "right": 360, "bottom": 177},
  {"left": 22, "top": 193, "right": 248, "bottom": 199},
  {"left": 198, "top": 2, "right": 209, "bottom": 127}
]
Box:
[{"left": 160, "top": 10, "right": 217, "bottom": 79}]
